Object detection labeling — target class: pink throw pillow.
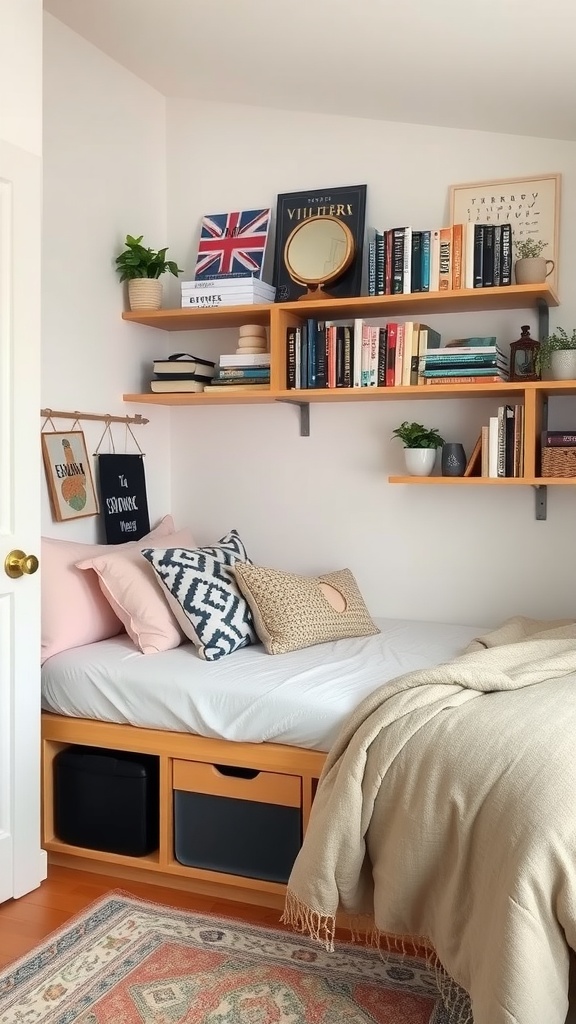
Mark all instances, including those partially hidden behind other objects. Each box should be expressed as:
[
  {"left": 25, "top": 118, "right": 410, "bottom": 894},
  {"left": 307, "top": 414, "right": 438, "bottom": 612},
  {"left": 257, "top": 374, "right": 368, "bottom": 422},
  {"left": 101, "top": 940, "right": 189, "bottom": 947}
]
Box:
[
  {"left": 76, "top": 527, "right": 195, "bottom": 655},
  {"left": 41, "top": 515, "right": 176, "bottom": 663}
]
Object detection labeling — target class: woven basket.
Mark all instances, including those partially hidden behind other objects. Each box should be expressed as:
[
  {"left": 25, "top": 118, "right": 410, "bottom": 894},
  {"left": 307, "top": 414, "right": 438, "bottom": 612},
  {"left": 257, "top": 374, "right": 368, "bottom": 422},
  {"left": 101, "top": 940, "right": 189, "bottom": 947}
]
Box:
[
  {"left": 541, "top": 446, "right": 576, "bottom": 478},
  {"left": 128, "top": 279, "right": 162, "bottom": 311}
]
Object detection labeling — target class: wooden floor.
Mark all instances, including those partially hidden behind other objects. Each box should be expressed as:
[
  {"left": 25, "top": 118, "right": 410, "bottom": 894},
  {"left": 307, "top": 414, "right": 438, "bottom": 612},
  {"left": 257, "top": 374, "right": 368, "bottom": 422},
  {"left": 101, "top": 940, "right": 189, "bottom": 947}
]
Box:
[{"left": 0, "top": 865, "right": 289, "bottom": 969}]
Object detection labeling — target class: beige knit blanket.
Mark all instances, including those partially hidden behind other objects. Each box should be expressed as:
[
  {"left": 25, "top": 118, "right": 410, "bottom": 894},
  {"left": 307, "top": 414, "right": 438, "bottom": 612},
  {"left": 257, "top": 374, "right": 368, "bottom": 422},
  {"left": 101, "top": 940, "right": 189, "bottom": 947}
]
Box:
[{"left": 283, "top": 617, "right": 576, "bottom": 1024}]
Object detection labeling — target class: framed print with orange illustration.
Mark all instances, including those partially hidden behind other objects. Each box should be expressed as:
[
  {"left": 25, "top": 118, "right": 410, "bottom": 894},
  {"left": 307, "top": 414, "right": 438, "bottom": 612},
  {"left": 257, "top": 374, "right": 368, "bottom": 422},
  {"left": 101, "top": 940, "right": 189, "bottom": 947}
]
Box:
[
  {"left": 41, "top": 430, "right": 99, "bottom": 521},
  {"left": 449, "top": 173, "right": 560, "bottom": 288}
]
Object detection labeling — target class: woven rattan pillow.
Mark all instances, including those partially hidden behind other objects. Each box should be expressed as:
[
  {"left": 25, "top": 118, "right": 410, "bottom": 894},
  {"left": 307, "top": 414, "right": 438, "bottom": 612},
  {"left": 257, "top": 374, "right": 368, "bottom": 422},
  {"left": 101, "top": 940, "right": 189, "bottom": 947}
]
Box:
[{"left": 233, "top": 563, "right": 379, "bottom": 655}]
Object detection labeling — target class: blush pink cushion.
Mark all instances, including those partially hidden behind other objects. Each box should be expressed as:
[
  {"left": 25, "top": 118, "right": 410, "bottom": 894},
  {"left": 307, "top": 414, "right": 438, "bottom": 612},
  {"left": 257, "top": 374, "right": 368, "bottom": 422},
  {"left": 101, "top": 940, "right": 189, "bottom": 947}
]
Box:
[
  {"left": 76, "top": 526, "right": 195, "bottom": 655},
  {"left": 41, "top": 515, "right": 176, "bottom": 663}
]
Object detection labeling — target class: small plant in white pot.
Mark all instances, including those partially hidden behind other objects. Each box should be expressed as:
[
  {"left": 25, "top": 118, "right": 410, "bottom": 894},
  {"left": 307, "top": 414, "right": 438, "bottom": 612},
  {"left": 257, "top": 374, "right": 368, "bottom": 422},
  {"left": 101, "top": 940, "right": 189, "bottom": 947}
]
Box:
[
  {"left": 391, "top": 421, "right": 445, "bottom": 476},
  {"left": 513, "top": 238, "right": 555, "bottom": 285},
  {"left": 115, "top": 234, "right": 183, "bottom": 311},
  {"left": 537, "top": 327, "right": 576, "bottom": 381}
]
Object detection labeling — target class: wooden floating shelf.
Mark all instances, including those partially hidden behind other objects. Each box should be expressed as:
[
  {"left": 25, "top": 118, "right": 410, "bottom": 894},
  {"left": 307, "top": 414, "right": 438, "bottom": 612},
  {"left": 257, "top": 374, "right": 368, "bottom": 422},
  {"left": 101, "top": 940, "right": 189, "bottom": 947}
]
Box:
[
  {"left": 121, "top": 283, "right": 559, "bottom": 332},
  {"left": 124, "top": 379, "right": 576, "bottom": 407},
  {"left": 389, "top": 476, "right": 576, "bottom": 486},
  {"left": 122, "top": 304, "right": 273, "bottom": 331}
]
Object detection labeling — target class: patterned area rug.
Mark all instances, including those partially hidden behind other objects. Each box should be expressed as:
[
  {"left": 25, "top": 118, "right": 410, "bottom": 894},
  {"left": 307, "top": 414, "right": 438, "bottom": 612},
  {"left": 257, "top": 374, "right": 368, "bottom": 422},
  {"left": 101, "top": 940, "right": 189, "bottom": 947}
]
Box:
[{"left": 0, "top": 892, "right": 450, "bottom": 1023}]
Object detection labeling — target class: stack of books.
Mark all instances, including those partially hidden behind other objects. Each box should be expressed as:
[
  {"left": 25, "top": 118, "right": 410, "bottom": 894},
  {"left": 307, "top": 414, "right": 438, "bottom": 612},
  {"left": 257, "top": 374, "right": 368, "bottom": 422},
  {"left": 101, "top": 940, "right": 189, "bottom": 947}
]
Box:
[
  {"left": 181, "top": 278, "right": 276, "bottom": 309},
  {"left": 150, "top": 354, "right": 216, "bottom": 393},
  {"left": 207, "top": 352, "right": 271, "bottom": 392},
  {"left": 423, "top": 337, "right": 509, "bottom": 385}
]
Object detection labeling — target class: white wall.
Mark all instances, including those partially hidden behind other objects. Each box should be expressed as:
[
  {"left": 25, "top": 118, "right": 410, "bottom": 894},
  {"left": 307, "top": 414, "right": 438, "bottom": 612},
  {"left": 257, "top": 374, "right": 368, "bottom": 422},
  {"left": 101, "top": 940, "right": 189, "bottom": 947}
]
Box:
[
  {"left": 166, "top": 99, "right": 576, "bottom": 626},
  {"left": 0, "top": 0, "right": 42, "bottom": 155},
  {"left": 42, "top": 15, "right": 173, "bottom": 540}
]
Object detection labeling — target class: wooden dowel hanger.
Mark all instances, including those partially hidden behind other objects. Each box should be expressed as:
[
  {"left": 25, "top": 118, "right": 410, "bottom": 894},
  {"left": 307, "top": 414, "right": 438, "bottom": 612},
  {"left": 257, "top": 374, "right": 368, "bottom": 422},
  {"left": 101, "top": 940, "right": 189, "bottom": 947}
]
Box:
[{"left": 40, "top": 409, "right": 149, "bottom": 426}]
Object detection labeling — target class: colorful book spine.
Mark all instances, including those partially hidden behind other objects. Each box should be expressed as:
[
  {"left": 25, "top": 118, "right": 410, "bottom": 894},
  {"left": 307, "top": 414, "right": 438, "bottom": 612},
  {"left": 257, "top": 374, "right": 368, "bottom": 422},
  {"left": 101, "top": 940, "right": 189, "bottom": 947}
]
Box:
[
  {"left": 438, "top": 227, "right": 452, "bottom": 291},
  {"left": 420, "top": 231, "right": 431, "bottom": 292},
  {"left": 543, "top": 431, "right": 576, "bottom": 446},
  {"left": 218, "top": 367, "right": 271, "bottom": 379},
  {"left": 424, "top": 374, "right": 504, "bottom": 385}
]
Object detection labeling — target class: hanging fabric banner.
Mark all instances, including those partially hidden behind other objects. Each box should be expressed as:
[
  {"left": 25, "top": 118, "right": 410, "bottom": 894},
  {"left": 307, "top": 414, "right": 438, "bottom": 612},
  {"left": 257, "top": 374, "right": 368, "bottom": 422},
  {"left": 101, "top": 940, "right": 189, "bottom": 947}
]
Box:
[{"left": 97, "top": 453, "right": 151, "bottom": 543}]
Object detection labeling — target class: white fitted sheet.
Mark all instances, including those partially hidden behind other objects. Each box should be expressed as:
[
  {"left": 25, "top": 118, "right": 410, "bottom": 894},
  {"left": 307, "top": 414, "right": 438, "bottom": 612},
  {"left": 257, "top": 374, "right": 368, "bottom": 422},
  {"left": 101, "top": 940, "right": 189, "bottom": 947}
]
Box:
[{"left": 41, "top": 618, "right": 483, "bottom": 752}]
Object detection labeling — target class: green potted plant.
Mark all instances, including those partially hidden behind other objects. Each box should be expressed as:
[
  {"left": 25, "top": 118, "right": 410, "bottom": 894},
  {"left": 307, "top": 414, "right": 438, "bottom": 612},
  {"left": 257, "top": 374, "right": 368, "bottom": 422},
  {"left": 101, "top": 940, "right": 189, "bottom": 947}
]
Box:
[
  {"left": 391, "top": 421, "right": 445, "bottom": 476},
  {"left": 513, "top": 237, "right": 555, "bottom": 285},
  {"left": 115, "top": 234, "right": 184, "bottom": 311},
  {"left": 537, "top": 327, "right": 576, "bottom": 381}
]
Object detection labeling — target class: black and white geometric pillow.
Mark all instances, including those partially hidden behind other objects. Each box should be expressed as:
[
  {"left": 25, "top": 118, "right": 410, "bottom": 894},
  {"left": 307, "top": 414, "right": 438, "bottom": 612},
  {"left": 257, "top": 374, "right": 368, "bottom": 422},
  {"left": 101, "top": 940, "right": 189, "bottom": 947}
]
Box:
[{"left": 141, "top": 530, "right": 257, "bottom": 662}]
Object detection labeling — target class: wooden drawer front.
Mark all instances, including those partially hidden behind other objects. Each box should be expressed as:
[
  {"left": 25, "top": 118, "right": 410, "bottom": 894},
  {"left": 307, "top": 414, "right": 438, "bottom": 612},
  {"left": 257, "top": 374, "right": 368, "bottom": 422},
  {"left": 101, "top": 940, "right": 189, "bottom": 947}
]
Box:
[{"left": 173, "top": 760, "right": 301, "bottom": 808}]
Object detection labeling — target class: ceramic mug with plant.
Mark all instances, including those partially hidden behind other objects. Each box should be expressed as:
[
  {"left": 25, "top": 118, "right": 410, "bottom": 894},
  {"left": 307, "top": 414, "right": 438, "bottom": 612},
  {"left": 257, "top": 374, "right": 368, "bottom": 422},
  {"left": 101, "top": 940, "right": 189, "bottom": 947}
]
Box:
[
  {"left": 391, "top": 421, "right": 445, "bottom": 476},
  {"left": 116, "top": 234, "right": 183, "bottom": 311},
  {"left": 537, "top": 327, "right": 576, "bottom": 381},
  {"left": 513, "top": 238, "right": 554, "bottom": 285}
]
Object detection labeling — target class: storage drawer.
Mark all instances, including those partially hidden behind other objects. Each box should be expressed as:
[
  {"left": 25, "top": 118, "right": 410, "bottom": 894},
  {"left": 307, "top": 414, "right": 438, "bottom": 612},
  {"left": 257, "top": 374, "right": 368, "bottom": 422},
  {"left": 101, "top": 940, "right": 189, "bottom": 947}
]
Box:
[
  {"left": 173, "top": 760, "right": 302, "bottom": 883},
  {"left": 54, "top": 746, "right": 159, "bottom": 857},
  {"left": 172, "top": 759, "right": 301, "bottom": 807}
]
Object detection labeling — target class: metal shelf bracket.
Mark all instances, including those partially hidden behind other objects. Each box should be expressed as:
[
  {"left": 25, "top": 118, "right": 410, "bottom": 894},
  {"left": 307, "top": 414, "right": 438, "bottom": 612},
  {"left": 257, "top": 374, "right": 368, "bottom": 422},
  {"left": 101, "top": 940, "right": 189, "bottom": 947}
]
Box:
[
  {"left": 276, "top": 399, "right": 310, "bottom": 437},
  {"left": 534, "top": 485, "right": 547, "bottom": 521},
  {"left": 536, "top": 297, "right": 550, "bottom": 341}
]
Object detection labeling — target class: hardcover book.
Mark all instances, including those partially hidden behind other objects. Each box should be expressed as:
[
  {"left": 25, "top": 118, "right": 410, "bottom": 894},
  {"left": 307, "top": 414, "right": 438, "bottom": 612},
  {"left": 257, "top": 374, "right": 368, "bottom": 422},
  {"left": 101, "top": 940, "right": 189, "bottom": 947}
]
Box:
[
  {"left": 194, "top": 209, "right": 271, "bottom": 281},
  {"left": 272, "top": 184, "right": 367, "bottom": 302}
]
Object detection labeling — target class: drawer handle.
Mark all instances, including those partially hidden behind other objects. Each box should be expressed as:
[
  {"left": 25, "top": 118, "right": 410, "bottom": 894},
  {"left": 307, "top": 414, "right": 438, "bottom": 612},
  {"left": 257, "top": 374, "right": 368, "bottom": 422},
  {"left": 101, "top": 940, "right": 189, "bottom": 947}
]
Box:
[{"left": 213, "top": 764, "right": 261, "bottom": 780}]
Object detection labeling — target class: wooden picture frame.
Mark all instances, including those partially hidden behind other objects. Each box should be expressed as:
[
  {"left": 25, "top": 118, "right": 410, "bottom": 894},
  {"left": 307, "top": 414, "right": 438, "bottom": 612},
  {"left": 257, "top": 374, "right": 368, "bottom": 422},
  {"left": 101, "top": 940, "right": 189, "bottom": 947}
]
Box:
[
  {"left": 41, "top": 430, "right": 99, "bottom": 521},
  {"left": 449, "top": 173, "right": 561, "bottom": 288}
]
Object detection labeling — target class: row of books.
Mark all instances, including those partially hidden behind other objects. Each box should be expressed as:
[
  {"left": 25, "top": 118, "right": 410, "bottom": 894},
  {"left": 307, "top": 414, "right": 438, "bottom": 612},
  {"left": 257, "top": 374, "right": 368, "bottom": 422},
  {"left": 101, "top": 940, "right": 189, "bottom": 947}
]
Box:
[
  {"left": 476, "top": 405, "right": 524, "bottom": 478},
  {"left": 367, "top": 223, "right": 513, "bottom": 296},
  {"left": 286, "top": 319, "right": 508, "bottom": 390},
  {"left": 180, "top": 277, "right": 276, "bottom": 309}
]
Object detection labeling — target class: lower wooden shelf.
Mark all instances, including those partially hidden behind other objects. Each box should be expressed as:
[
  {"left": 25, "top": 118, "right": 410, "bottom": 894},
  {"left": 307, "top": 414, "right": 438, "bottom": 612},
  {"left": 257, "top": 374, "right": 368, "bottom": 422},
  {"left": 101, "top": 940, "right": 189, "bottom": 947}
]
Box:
[{"left": 389, "top": 476, "right": 576, "bottom": 485}]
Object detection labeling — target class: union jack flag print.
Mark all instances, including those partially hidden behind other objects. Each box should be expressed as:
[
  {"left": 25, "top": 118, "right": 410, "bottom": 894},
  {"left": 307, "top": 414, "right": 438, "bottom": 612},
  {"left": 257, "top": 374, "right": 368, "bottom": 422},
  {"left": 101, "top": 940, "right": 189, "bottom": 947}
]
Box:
[{"left": 194, "top": 208, "right": 271, "bottom": 280}]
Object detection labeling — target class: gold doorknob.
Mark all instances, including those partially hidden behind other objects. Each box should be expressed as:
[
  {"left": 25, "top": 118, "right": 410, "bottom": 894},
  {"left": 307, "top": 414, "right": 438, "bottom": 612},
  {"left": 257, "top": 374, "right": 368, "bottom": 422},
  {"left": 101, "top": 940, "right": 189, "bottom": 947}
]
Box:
[{"left": 4, "top": 549, "right": 40, "bottom": 579}]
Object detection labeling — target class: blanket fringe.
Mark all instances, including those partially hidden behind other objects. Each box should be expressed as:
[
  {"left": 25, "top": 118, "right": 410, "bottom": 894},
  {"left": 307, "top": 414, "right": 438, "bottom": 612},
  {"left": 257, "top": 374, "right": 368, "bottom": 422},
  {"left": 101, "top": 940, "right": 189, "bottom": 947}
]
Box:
[
  {"left": 281, "top": 889, "right": 336, "bottom": 951},
  {"left": 282, "top": 889, "right": 473, "bottom": 1024}
]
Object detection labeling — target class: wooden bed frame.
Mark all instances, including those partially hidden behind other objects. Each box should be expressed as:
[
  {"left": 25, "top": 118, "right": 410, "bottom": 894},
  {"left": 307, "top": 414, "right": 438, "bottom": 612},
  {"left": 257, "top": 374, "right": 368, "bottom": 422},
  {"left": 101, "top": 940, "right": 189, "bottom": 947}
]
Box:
[{"left": 41, "top": 711, "right": 327, "bottom": 910}]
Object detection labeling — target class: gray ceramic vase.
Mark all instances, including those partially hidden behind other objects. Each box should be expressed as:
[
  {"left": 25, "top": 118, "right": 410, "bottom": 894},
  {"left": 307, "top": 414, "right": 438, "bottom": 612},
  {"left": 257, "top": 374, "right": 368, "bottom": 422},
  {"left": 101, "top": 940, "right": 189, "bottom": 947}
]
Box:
[{"left": 441, "top": 442, "right": 467, "bottom": 477}]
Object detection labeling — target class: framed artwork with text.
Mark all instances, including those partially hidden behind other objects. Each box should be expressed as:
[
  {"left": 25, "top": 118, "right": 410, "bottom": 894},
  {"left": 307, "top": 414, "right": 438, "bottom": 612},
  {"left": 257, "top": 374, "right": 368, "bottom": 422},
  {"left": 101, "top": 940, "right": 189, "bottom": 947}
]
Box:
[
  {"left": 41, "top": 430, "right": 99, "bottom": 522},
  {"left": 449, "top": 173, "right": 560, "bottom": 288}
]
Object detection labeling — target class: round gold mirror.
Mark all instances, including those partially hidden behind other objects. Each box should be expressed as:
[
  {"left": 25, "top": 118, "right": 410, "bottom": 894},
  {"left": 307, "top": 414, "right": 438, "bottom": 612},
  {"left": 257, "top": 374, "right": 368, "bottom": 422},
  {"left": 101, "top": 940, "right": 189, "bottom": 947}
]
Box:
[{"left": 283, "top": 215, "right": 355, "bottom": 300}]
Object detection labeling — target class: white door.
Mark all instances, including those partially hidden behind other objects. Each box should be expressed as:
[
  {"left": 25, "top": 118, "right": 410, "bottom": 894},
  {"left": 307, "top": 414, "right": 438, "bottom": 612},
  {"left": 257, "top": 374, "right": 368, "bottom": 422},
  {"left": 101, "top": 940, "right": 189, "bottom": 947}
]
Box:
[{"left": 0, "top": 138, "right": 45, "bottom": 902}]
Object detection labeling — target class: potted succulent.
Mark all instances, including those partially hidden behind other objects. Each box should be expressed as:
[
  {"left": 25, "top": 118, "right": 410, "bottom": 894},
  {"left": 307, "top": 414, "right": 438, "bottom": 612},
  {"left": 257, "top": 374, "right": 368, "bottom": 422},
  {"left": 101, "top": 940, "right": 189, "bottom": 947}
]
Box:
[
  {"left": 536, "top": 327, "right": 576, "bottom": 381},
  {"left": 513, "top": 238, "right": 555, "bottom": 285},
  {"left": 115, "top": 234, "right": 183, "bottom": 311},
  {"left": 391, "top": 421, "right": 445, "bottom": 476}
]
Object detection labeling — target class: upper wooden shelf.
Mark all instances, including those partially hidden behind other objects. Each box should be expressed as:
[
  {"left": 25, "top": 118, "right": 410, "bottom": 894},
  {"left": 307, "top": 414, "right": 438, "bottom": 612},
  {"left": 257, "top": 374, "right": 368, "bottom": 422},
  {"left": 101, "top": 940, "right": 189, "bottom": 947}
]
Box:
[
  {"left": 122, "top": 303, "right": 273, "bottom": 331},
  {"left": 121, "top": 283, "right": 559, "bottom": 331}
]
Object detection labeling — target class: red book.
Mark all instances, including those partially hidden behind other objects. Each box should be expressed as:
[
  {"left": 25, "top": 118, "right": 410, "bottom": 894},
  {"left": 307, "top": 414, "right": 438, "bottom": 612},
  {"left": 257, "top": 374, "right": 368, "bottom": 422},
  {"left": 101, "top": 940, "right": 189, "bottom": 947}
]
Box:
[{"left": 385, "top": 323, "right": 398, "bottom": 386}]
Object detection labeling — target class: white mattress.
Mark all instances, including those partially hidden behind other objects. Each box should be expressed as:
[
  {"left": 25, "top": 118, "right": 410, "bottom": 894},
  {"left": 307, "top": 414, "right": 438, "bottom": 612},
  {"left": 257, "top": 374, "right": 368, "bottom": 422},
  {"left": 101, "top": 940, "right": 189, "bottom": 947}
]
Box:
[{"left": 41, "top": 618, "right": 483, "bottom": 752}]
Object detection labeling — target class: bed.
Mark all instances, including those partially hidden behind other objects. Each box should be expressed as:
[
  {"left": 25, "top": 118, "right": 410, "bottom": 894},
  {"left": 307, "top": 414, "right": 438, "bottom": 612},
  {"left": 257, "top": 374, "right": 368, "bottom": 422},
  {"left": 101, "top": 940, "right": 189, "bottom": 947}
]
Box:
[
  {"left": 283, "top": 617, "right": 576, "bottom": 1024},
  {"left": 41, "top": 615, "right": 482, "bottom": 904}
]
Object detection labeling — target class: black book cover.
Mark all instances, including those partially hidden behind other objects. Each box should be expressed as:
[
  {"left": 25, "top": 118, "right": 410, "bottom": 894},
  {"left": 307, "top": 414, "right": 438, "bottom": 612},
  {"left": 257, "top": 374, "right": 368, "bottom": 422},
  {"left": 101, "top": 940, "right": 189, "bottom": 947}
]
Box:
[
  {"left": 392, "top": 228, "right": 405, "bottom": 294},
  {"left": 500, "top": 224, "right": 512, "bottom": 286},
  {"left": 473, "top": 225, "right": 485, "bottom": 288},
  {"left": 272, "top": 184, "right": 367, "bottom": 302},
  {"left": 482, "top": 226, "right": 495, "bottom": 287},
  {"left": 411, "top": 231, "right": 422, "bottom": 293}
]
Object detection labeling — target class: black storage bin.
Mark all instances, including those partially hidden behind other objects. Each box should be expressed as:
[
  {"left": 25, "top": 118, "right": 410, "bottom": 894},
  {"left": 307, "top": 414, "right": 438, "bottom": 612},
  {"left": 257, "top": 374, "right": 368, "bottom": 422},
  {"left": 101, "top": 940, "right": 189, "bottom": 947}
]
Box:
[
  {"left": 174, "top": 785, "right": 302, "bottom": 883},
  {"left": 54, "top": 745, "right": 159, "bottom": 857}
]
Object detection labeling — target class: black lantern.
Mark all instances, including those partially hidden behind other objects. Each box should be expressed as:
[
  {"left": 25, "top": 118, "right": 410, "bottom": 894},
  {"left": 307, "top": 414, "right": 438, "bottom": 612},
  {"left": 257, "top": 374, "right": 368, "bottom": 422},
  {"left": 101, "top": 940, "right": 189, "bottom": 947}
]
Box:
[{"left": 509, "top": 326, "right": 540, "bottom": 382}]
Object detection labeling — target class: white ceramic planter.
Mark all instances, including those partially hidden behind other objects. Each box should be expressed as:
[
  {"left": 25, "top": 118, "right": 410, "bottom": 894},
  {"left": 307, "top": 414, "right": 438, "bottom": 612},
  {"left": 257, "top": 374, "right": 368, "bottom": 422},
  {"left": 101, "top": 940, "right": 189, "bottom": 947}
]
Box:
[
  {"left": 550, "top": 349, "right": 576, "bottom": 381},
  {"left": 128, "top": 278, "right": 163, "bottom": 311},
  {"left": 404, "top": 448, "right": 437, "bottom": 476},
  {"left": 514, "top": 257, "right": 555, "bottom": 285}
]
